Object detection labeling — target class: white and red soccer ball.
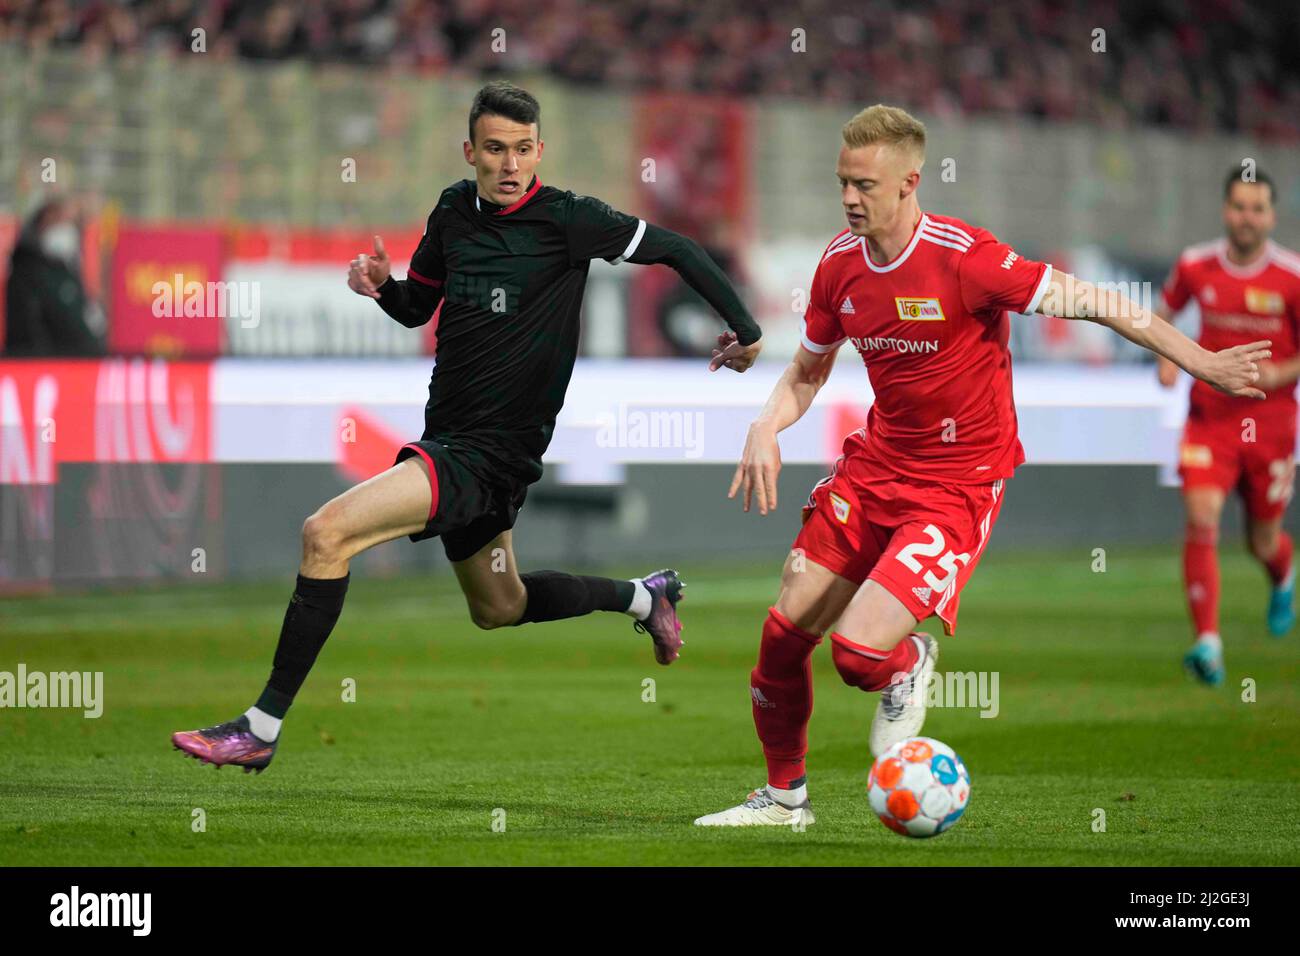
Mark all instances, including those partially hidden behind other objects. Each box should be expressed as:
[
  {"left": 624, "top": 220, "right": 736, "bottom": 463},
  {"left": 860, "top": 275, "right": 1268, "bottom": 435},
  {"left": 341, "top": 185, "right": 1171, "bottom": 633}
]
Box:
[{"left": 868, "top": 737, "right": 971, "bottom": 837}]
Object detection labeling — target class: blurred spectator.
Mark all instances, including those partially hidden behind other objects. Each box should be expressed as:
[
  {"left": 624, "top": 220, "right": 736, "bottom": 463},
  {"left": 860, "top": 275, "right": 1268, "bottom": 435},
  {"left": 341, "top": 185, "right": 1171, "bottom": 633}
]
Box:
[
  {"left": 0, "top": 0, "right": 1296, "bottom": 141},
  {"left": 4, "top": 197, "right": 104, "bottom": 356}
]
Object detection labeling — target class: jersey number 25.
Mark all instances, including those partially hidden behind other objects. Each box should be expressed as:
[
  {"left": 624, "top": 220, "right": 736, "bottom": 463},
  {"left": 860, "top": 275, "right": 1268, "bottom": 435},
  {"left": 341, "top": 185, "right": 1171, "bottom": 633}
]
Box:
[{"left": 895, "top": 525, "right": 970, "bottom": 594}]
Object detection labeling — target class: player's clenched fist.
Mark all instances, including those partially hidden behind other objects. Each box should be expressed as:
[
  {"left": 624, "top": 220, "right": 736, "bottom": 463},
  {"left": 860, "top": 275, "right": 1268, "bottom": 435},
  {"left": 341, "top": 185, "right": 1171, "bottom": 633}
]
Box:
[
  {"left": 710, "top": 330, "right": 763, "bottom": 373},
  {"left": 348, "top": 235, "right": 391, "bottom": 299},
  {"left": 1197, "top": 339, "right": 1272, "bottom": 399},
  {"left": 729, "top": 421, "right": 782, "bottom": 515}
]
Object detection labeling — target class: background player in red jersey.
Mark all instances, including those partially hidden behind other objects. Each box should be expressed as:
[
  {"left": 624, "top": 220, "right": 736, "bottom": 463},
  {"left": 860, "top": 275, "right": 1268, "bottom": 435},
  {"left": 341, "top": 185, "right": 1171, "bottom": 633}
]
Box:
[
  {"left": 1155, "top": 170, "right": 1300, "bottom": 686},
  {"left": 696, "top": 105, "right": 1270, "bottom": 828}
]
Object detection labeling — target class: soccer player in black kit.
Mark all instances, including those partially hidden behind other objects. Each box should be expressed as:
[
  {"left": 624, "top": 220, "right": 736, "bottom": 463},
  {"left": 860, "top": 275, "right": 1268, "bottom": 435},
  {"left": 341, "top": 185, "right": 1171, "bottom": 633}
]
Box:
[{"left": 171, "top": 81, "right": 764, "bottom": 772}]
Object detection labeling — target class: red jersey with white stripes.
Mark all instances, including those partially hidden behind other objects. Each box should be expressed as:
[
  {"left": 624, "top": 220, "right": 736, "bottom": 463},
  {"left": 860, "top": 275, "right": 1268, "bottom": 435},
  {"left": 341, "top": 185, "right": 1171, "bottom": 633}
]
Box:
[
  {"left": 1162, "top": 238, "right": 1300, "bottom": 419},
  {"left": 801, "top": 212, "right": 1052, "bottom": 483}
]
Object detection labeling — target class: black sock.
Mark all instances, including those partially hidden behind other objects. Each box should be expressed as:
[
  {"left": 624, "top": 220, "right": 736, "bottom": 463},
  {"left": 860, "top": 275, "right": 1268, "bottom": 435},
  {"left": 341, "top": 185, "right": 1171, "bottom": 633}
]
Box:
[
  {"left": 513, "top": 572, "right": 635, "bottom": 625},
  {"left": 256, "top": 573, "right": 350, "bottom": 717}
]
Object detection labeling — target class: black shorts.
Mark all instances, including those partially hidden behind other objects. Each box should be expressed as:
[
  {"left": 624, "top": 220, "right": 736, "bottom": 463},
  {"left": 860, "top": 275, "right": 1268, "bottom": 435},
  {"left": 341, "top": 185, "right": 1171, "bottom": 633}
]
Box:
[{"left": 394, "top": 440, "right": 529, "bottom": 562}]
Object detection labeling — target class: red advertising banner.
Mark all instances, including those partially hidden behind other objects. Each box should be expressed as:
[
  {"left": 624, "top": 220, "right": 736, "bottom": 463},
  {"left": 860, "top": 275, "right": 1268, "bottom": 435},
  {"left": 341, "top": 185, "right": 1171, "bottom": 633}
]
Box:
[
  {"left": 0, "top": 358, "right": 212, "bottom": 485},
  {"left": 110, "top": 224, "right": 225, "bottom": 356},
  {"left": 226, "top": 223, "right": 438, "bottom": 355}
]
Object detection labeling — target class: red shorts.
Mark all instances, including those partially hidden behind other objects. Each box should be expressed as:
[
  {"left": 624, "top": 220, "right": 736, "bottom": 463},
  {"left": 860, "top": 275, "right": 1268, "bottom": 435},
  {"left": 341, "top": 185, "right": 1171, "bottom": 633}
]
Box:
[
  {"left": 1178, "top": 404, "right": 1296, "bottom": 521},
  {"left": 793, "top": 453, "right": 1006, "bottom": 635}
]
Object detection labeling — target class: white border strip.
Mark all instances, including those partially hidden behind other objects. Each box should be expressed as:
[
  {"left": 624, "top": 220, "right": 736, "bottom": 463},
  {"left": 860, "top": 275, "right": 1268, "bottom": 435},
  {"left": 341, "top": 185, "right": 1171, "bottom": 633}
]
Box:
[
  {"left": 609, "top": 219, "right": 647, "bottom": 264},
  {"left": 1024, "top": 263, "right": 1054, "bottom": 314}
]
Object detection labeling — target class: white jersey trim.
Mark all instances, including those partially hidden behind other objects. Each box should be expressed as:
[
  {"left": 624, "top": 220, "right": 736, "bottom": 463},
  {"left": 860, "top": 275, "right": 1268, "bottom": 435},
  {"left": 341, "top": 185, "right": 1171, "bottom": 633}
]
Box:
[
  {"left": 933, "top": 478, "right": 1002, "bottom": 622},
  {"left": 1179, "top": 237, "right": 1223, "bottom": 264},
  {"left": 823, "top": 232, "right": 862, "bottom": 262},
  {"left": 609, "top": 218, "right": 647, "bottom": 265},
  {"left": 923, "top": 220, "right": 975, "bottom": 246},
  {"left": 1269, "top": 244, "right": 1300, "bottom": 278},
  {"left": 1216, "top": 239, "right": 1274, "bottom": 279},
  {"left": 861, "top": 214, "right": 929, "bottom": 273},
  {"left": 919, "top": 229, "right": 970, "bottom": 253},
  {"left": 800, "top": 317, "right": 846, "bottom": 354},
  {"left": 1024, "top": 263, "right": 1054, "bottom": 314}
]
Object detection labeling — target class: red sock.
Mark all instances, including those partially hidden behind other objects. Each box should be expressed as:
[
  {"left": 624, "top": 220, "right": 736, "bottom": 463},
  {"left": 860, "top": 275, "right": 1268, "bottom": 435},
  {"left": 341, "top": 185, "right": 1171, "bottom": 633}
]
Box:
[
  {"left": 1184, "top": 523, "right": 1220, "bottom": 636},
  {"left": 751, "top": 607, "right": 821, "bottom": 789},
  {"left": 1264, "top": 531, "right": 1293, "bottom": 586},
  {"left": 829, "top": 631, "right": 921, "bottom": 692}
]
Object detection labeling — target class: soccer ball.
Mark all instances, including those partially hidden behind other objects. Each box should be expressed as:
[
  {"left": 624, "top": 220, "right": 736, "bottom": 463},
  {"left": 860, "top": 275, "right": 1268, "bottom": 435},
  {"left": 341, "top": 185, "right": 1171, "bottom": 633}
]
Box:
[{"left": 867, "top": 736, "right": 971, "bottom": 838}]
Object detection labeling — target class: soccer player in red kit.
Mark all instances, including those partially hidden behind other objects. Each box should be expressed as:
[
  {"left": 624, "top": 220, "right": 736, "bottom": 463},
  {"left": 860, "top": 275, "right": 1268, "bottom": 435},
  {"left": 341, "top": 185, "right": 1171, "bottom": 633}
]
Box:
[
  {"left": 1155, "top": 169, "right": 1300, "bottom": 687},
  {"left": 696, "top": 105, "right": 1270, "bottom": 827}
]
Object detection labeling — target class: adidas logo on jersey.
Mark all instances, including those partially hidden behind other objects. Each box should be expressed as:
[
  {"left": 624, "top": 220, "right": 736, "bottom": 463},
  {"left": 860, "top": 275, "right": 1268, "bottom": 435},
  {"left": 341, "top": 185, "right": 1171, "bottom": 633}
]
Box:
[
  {"left": 912, "top": 586, "right": 933, "bottom": 605},
  {"left": 840, "top": 297, "right": 855, "bottom": 314},
  {"left": 750, "top": 686, "right": 775, "bottom": 709}
]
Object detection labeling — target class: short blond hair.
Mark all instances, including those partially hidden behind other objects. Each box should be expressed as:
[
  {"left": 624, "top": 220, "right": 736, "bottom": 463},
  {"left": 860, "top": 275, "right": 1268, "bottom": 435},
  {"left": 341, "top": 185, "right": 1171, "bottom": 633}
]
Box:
[{"left": 842, "top": 105, "right": 926, "bottom": 168}]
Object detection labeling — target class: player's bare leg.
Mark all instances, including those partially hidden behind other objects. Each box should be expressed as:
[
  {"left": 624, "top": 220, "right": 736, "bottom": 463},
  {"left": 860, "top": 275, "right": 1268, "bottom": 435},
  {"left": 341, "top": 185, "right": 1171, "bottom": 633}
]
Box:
[
  {"left": 1246, "top": 514, "right": 1295, "bottom": 637},
  {"left": 1182, "top": 486, "right": 1226, "bottom": 685},
  {"left": 451, "top": 529, "right": 686, "bottom": 662},
  {"left": 830, "top": 579, "right": 934, "bottom": 757},
  {"left": 695, "top": 553, "right": 857, "bottom": 827},
  {"left": 171, "top": 458, "right": 433, "bottom": 770},
  {"left": 298, "top": 457, "right": 435, "bottom": 578},
  {"left": 450, "top": 529, "right": 528, "bottom": 628}
]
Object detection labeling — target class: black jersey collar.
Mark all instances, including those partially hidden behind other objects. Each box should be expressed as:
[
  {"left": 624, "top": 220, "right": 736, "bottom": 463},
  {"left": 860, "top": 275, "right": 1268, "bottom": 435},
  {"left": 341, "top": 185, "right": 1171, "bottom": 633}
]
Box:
[{"left": 475, "top": 176, "right": 542, "bottom": 216}]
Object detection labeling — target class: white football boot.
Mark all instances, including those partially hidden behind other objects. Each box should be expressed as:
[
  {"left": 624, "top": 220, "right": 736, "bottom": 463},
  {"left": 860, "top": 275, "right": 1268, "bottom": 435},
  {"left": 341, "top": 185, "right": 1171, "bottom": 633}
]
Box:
[
  {"left": 694, "top": 786, "right": 816, "bottom": 827},
  {"left": 868, "top": 633, "right": 938, "bottom": 758}
]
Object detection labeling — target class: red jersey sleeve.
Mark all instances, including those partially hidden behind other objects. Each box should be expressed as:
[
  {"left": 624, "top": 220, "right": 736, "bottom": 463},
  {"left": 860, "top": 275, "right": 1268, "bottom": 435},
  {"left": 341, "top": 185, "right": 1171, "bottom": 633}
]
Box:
[
  {"left": 799, "top": 256, "right": 846, "bottom": 354},
  {"left": 958, "top": 233, "right": 1052, "bottom": 317},
  {"left": 1160, "top": 255, "right": 1192, "bottom": 314}
]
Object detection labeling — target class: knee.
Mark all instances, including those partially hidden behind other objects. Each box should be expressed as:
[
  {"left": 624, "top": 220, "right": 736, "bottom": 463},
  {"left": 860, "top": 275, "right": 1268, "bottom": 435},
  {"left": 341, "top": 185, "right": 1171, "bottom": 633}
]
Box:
[
  {"left": 831, "top": 633, "right": 902, "bottom": 692},
  {"left": 1248, "top": 526, "right": 1280, "bottom": 561},
  {"left": 830, "top": 636, "right": 869, "bottom": 687},
  {"left": 467, "top": 599, "right": 520, "bottom": 630},
  {"left": 1185, "top": 518, "right": 1219, "bottom": 547},
  {"left": 302, "top": 508, "right": 346, "bottom": 564},
  {"left": 769, "top": 597, "right": 824, "bottom": 641},
  {"left": 1185, "top": 501, "right": 1221, "bottom": 541}
]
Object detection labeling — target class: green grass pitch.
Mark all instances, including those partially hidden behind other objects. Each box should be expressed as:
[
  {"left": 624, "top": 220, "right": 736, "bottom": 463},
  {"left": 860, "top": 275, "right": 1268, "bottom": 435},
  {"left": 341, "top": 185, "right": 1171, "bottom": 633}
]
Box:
[{"left": 2, "top": 545, "right": 1298, "bottom": 866}]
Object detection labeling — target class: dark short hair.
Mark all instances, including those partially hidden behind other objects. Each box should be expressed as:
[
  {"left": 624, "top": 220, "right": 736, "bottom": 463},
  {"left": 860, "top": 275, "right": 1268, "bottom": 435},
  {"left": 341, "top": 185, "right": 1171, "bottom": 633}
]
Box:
[
  {"left": 1224, "top": 166, "right": 1275, "bottom": 203},
  {"left": 468, "top": 81, "right": 540, "bottom": 144}
]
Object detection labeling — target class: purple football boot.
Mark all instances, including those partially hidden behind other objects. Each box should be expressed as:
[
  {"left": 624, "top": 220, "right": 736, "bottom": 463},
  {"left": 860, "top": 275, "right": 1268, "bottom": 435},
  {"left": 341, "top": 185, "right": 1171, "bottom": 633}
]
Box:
[
  {"left": 171, "top": 715, "right": 277, "bottom": 773},
  {"left": 633, "top": 569, "right": 686, "bottom": 665}
]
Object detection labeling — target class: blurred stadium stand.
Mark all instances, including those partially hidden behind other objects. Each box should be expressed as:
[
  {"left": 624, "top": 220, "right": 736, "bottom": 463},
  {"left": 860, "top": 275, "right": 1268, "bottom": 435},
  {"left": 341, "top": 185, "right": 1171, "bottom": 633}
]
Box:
[{"left": 2, "top": 1, "right": 1298, "bottom": 139}]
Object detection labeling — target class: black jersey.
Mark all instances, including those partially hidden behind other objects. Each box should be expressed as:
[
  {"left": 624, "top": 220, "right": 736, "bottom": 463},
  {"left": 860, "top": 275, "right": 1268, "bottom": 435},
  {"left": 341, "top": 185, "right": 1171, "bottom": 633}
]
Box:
[{"left": 377, "top": 175, "right": 760, "bottom": 486}]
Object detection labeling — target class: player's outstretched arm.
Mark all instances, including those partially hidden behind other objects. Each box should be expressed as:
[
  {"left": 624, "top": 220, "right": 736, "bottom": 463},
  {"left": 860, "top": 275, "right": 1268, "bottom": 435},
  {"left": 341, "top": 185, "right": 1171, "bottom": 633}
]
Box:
[
  {"left": 730, "top": 345, "right": 837, "bottom": 514},
  {"left": 1149, "top": 310, "right": 1182, "bottom": 388},
  {"left": 348, "top": 235, "right": 443, "bottom": 328},
  {"left": 626, "top": 224, "right": 763, "bottom": 372},
  {"left": 1038, "top": 270, "right": 1270, "bottom": 399}
]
